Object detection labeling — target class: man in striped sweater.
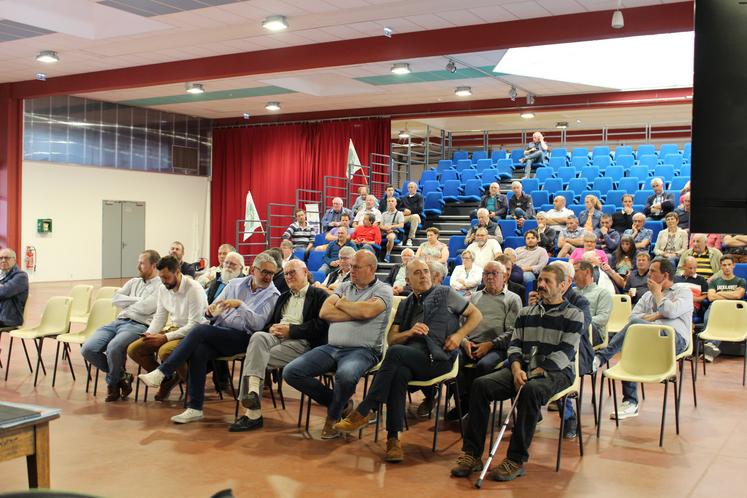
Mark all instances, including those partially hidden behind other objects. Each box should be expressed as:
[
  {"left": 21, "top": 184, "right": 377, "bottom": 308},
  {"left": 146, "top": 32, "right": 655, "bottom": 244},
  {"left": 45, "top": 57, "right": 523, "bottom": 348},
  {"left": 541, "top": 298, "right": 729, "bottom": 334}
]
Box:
[{"left": 451, "top": 264, "right": 584, "bottom": 482}]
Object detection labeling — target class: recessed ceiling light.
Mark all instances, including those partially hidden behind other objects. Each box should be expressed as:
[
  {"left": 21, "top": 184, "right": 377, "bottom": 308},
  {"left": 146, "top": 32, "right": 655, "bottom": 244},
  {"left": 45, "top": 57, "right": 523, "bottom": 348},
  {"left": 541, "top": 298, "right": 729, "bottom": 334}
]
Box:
[
  {"left": 35, "top": 72, "right": 47, "bottom": 81},
  {"left": 262, "top": 15, "right": 288, "bottom": 32},
  {"left": 520, "top": 112, "right": 535, "bottom": 119},
  {"left": 185, "top": 83, "right": 204, "bottom": 94},
  {"left": 454, "top": 86, "right": 472, "bottom": 97},
  {"left": 391, "top": 63, "right": 411, "bottom": 75},
  {"left": 36, "top": 50, "right": 58, "bottom": 63},
  {"left": 556, "top": 121, "right": 568, "bottom": 129},
  {"left": 265, "top": 101, "right": 281, "bottom": 111}
]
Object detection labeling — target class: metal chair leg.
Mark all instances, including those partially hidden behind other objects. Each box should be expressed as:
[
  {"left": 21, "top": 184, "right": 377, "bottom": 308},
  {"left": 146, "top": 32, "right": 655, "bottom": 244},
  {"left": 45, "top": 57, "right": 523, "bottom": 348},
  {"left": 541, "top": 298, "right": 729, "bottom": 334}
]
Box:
[
  {"left": 21, "top": 339, "right": 33, "bottom": 373},
  {"left": 673, "top": 378, "right": 680, "bottom": 435},
  {"left": 431, "top": 383, "right": 443, "bottom": 452},
  {"left": 4, "top": 336, "right": 13, "bottom": 381},
  {"left": 64, "top": 343, "right": 76, "bottom": 381},
  {"left": 556, "top": 395, "right": 566, "bottom": 472},
  {"left": 659, "top": 381, "right": 668, "bottom": 447},
  {"left": 52, "top": 342, "right": 61, "bottom": 387},
  {"left": 611, "top": 380, "right": 619, "bottom": 428},
  {"left": 576, "top": 394, "right": 584, "bottom": 457}
]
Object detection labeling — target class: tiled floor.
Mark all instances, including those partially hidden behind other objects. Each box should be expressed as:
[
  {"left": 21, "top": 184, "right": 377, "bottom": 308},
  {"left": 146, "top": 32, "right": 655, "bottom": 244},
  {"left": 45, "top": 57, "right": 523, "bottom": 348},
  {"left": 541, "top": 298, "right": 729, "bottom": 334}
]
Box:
[{"left": 2, "top": 280, "right": 747, "bottom": 498}]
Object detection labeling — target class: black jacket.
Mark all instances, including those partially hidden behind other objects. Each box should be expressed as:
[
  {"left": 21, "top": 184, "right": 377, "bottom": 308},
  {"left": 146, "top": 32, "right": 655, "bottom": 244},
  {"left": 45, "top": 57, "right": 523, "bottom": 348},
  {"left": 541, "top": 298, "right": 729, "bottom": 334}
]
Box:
[
  {"left": 273, "top": 271, "right": 290, "bottom": 294},
  {"left": 0, "top": 266, "right": 29, "bottom": 327},
  {"left": 386, "top": 264, "right": 412, "bottom": 295},
  {"left": 400, "top": 193, "right": 424, "bottom": 217},
  {"left": 479, "top": 193, "right": 509, "bottom": 219},
  {"left": 644, "top": 192, "right": 675, "bottom": 220},
  {"left": 264, "top": 285, "right": 329, "bottom": 349},
  {"left": 206, "top": 273, "right": 225, "bottom": 304}
]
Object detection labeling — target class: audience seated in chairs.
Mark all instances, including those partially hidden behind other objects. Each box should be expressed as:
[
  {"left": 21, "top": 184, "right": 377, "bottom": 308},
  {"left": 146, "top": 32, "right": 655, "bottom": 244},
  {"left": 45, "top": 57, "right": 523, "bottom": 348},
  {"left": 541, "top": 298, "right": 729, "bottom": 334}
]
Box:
[
  {"left": 546, "top": 195, "right": 573, "bottom": 226},
  {"left": 351, "top": 213, "right": 382, "bottom": 254},
  {"left": 557, "top": 215, "right": 587, "bottom": 258},
  {"left": 579, "top": 194, "right": 603, "bottom": 232},
  {"left": 674, "top": 256, "right": 709, "bottom": 324},
  {"left": 654, "top": 212, "right": 689, "bottom": 266},
  {"left": 127, "top": 255, "right": 209, "bottom": 401},
  {"left": 495, "top": 254, "right": 527, "bottom": 306},
  {"left": 317, "top": 246, "right": 355, "bottom": 293},
  {"left": 513, "top": 230, "right": 549, "bottom": 286},
  {"left": 334, "top": 258, "right": 482, "bottom": 462},
  {"left": 283, "top": 209, "right": 317, "bottom": 255},
  {"left": 229, "top": 259, "right": 329, "bottom": 432},
  {"left": 471, "top": 182, "right": 508, "bottom": 222},
  {"left": 702, "top": 255, "right": 747, "bottom": 362},
  {"left": 138, "top": 252, "right": 280, "bottom": 423},
  {"left": 353, "top": 195, "right": 383, "bottom": 227},
  {"left": 508, "top": 181, "right": 535, "bottom": 232},
  {"left": 450, "top": 249, "right": 483, "bottom": 298},
  {"left": 644, "top": 178, "right": 675, "bottom": 221},
  {"left": 465, "top": 227, "right": 502, "bottom": 270},
  {"left": 624, "top": 213, "right": 653, "bottom": 251},
  {"left": 594, "top": 214, "right": 620, "bottom": 255},
  {"left": 81, "top": 249, "right": 161, "bottom": 402},
  {"left": 279, "top": 240, "right": 296, "bottom": 265},
  {"left": 387, "top": 247, "right": 415, "bottom": 297},
  {"left": 572, "top": 260, "right": 612, "bottom": 350},
  {"left": 416, "top": 227, "right": 449, "bottom": 265},
  {"left": 381, "top": 196, "right": 405, "bottom": 263},
  {"left": 321, "top": 197, "right": 353, "bottom": 233},
  {"left": 399, "top": 181, "right": 424, "bottom": 247},
  {"left": 534, "top": 212, "right": 557, "bottom": 255},
  {"left": 466, "top": 208, "right": 504, "bottom": 245},
  {"left": 351, "top": 185, "right": 375, "bottom": 214},
  {"left": 451, "top": 264, "right": 583, "bottom": 482},
  {"left": 676, "top": 233, "right": 722, "bottom": 281},
  {"left": 266, "top": 248, "right": 290, "bottom": 295},
  {"left": 378, "top": 184, "right": 402, "bottom": 212},
  {"left": 625, "top": 252, "right": 652, "bottom": 306},
  {"left": 428, "top": 260, "right": 447, "bottom": 287},
  {"left": 0, "top": 248, "right": 29, "bottom": 331},
  {"left": 198, "top": 243, "right": 236, "bottom": 288},
  {"left": 602, "top": 235, "right": 637, "bottom": 293},
  {"left": 283, "top": 250, "right": 392, "bottom": 439},
  {"left": 673, "top": 193, "right": 690, "bottom": 231},
  {"left": 611, "top": 194, "right": 635, "bottom": 235},
  {"left": 721, "top": 234, "right": 747, "bottom": 264},
  {"left": 518, "top": 131, "right": 549, "bottom": 179},
  {"left": 569, "top": 233, "right": 609, "bottom": 269},
  {"left": 593, "top": 258, "right": 692, "bottom": 421},
  {"left": 319, "top": 226, "right": 355, "bottom": 275},
  {"left": 169, "top": 240, "right": 196, "bottom": 278}
]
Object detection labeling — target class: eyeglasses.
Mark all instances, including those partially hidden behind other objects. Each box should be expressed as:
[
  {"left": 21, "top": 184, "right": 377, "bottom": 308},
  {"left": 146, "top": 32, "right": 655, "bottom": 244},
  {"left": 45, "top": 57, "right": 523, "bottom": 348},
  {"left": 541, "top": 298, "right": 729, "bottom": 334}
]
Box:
[
  {"left": 0, "top": 256, "right": 12, "bottom": 261},
  {"left": 285, "top": 269, "right": 304, "bottom": 278},
  {"left": 254, "top": 267, "right": 276, "bottom": 278},
  {"left": 483, "top": 271, "right": 502, "bottom": 277},
  {"left": 351, "top": 264, "right": 373, "bottom": 271}
]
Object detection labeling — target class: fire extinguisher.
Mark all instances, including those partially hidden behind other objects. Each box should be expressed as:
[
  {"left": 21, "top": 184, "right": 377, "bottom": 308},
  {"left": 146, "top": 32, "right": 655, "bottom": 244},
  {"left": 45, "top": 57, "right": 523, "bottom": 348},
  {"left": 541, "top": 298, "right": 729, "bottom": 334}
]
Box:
[{"left": 25, "top": 245, "right": 36, "bottom": 271}]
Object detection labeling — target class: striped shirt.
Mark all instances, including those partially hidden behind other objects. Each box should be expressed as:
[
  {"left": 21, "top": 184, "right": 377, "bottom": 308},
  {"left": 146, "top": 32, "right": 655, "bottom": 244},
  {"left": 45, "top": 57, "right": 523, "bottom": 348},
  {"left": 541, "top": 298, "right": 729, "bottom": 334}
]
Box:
[
  {"left": 283, "top": 222, "right": 317, "bottom": 248},
  {"left": 693, "top": 250, "right": 715, "bottom": 278}
]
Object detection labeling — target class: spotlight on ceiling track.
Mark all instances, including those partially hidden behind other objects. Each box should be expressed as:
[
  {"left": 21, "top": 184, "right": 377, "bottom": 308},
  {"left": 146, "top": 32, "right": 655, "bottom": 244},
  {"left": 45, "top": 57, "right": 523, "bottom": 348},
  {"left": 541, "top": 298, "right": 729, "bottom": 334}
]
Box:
[
  {"left": 611, "top": 0, "right": 624, "bottom": 29},
  {"left": 445, "top": 60, "right": 457, "bottom": 73},
  {"left": 35, "top": 72, "right": 47, "bottom": 81},
  {"left": 242, "top": 113, "right": 251, "bottom": 120},
  {"left": 262, "top": 15, "right": 288, "bottom": 31},
  {"left": 36, "top": 50, "right": 58, "bottom": 63},
  {"left": 520, "top": 112, "right": 535, "bottom": 119},
  {"left": 454, "top": 86, "right": 472, "bottom": 97},
  {"left": 383, "top": 27, "right": 393, "bottom": 38},
  {"left": 185, "top": 83, "right": 204, "bottom": 94},
  {"left": 265, "top": 101, "right": 281, "bottom": 111},
  {"left": 390, "top": 63, "right": 411, "bottom": 75},
  {"left": 526, "top": 94, "right": 535, "bottom": 105},
  {"left": 509, "top": 86, "right": 517, "bottom": 101},
  {"left": 556, "top": 121, "right": 568, "bottom": 129}
]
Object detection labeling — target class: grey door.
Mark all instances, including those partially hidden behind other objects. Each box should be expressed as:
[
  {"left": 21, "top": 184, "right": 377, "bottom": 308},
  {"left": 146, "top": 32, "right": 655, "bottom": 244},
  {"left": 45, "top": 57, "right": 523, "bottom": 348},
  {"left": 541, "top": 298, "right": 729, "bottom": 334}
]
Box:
[{"left": 102, "top": 200, "right": 146, "bottom": 278}]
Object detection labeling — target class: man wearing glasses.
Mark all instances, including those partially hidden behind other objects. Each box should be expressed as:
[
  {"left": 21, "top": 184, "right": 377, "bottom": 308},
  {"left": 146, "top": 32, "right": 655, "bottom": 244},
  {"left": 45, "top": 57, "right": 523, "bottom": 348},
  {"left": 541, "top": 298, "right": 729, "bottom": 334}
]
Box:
[
  {"left": 0, "top": 248, "right": 29, "bottom": 330},
  {"left": 138, "top": 252, "right": 280, "bottom": 424},
  {"left": 283, "top": 250, "right": 393, "bottom": 439}
]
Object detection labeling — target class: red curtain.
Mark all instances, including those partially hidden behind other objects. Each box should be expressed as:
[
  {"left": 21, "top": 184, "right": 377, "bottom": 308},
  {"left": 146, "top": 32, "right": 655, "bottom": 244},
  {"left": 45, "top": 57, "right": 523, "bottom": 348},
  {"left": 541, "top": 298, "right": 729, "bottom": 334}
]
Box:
[{"left": 210, "top": 118, "right": 390, "bottom": 257}]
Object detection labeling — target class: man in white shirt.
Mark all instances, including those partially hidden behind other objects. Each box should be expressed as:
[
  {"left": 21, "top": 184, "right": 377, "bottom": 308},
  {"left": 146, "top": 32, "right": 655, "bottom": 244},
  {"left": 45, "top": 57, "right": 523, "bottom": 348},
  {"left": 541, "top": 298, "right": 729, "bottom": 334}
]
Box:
[
  {"left": 127, "top": 255, "right": 208, "bottom": 401},
  {"left": 81, "top": 250, "right": 162, "bottom": 402},
  {"left": 465, "top": 227, "right": 502, "bottom": 269},
  {"left": 197, "top": 243, "right": 236, "bottom": 288},
  {"left": 353, "top": 195, "right": 383, "bottom": 227},
  {"left": 546, "top": 196, "right": 574, "bottom": 226}
]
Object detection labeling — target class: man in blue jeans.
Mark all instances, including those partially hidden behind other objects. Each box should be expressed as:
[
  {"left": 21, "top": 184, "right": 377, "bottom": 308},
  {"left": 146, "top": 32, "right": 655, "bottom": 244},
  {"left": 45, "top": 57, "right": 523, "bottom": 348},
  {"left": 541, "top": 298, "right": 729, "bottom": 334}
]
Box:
[
  {"left": 81, "top": 249, "right": 161, "bottom": 402},
  {"left": 138, "top": 252, "right": 280, "bottom": 424},
  {"left": 593, "top": 257, "right": 692, "bottom": 420},
  {"left": 283, "top": 250, "right": 392, "bottom": 439}
]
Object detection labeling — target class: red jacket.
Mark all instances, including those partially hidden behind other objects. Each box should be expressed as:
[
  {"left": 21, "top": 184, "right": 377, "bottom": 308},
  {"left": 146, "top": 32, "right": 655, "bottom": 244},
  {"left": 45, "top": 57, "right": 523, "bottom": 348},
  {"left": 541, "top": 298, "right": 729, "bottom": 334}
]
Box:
[{"left": 352, "top": 225, "right": 381, "bottom": 245}]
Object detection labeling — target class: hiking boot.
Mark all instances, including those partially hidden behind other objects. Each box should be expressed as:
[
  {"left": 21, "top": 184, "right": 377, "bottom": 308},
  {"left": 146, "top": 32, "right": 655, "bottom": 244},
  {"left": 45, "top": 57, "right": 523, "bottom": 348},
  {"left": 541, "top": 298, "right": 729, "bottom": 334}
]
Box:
[
  {"left": 105, "top": 384, "right": 120, "bottom": 402},
  {"left": 450, "top": 452, "right": 483, "bottom": 478},
  {"left": 118, "top": 373, "right": 134, "bottom": 399},
  {"left": 341, "top": 399, "right": 354, "bottom": 420},
  {"left": 154, "top": 375, "right": 180, "bottom": 402},
  {"left": 385, "top": 438, "right": 404, "bottom": 463},
  {"left": 488, "top": 458, "right": 525, "bottom": 482},
  {"left": 334, "top": 410, "right": 369, "bottom": 433},
  {"left": 416, "top": 397, "right": 433, "bottom": 419}
]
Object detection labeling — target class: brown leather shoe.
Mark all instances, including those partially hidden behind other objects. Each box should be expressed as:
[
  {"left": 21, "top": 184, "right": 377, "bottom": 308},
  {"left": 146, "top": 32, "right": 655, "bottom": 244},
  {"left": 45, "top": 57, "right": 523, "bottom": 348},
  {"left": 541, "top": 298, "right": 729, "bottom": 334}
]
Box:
[
  {"left": 105, "top": 384, "right": 120, "bottom": 402},
  {"left": 334, "top": 410, "right": 369, "bottom": 433},
  {"left": 119, "top": 373, "right": 134, "bottom": 399},
  {"left": 488, "top": 458, "right": 526, "bottom": 482},
  {"left": 154, "top": 375, "right": 179, "bottom": 402},
  {"left": 385, "top": 438, "right": 404, "bottom": 463}
]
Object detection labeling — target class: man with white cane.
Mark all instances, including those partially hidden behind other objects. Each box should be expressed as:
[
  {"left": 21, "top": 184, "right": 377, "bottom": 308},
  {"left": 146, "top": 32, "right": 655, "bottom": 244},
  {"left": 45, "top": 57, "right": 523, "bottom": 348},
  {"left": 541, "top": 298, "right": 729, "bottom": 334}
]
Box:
[{"left": 450, "top": 264, "right": 584, "bottom": 483}]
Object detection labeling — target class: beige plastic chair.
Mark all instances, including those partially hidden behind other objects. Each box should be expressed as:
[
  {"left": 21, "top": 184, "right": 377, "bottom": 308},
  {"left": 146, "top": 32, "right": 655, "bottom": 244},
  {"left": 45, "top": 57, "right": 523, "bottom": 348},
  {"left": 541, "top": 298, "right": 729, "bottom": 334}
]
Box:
[
  {"left": 676, "top": 338, "right": 696, "bottom": 408},
  {"left": 697, "top": 300, "right": 747, "bottom": 385},
  {"left": 94, "top": 286, "right": 119, "bottom": 301},
  {"left": 52, "top": 298, "right": 118, "bottom": 387},
  {"left": 596, "top": 324, "right": 678, "bottom": 447},
  {"left": 69, "top": 284, "right": 94, "bottom": 324},
  {"left": 5, "top": 296, "right": 73, "bottom": 386},
  {"left": 548, "top": 352, "right": 582, "bottom": 471},
  {"left": 606, "top": 294, "right": 632, "bottom": 337}
]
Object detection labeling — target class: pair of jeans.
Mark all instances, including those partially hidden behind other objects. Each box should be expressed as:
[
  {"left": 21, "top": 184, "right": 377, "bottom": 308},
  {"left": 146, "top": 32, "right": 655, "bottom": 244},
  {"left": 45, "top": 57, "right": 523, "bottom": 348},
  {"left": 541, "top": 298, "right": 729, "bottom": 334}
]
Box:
[
  {"left": 158, "top": 324, "right": 251, "bottom": 410},
  {"left": 357, "top": 344, "right": 452, "bottom": 438},
  {"left": 523, "top": 149, "right": 544, "bottom": 177},
  {"left": 81, "top": 319, "right": 147, "bottom": 386},
  {"left": 595, "top": 318, "right": 688, "bottom": 404},
  {"left": 283, "top": 344, "right": 379, "bottom": 420},
  {"left": 463, "top": 368, "right": 570, "bottom": 463}
]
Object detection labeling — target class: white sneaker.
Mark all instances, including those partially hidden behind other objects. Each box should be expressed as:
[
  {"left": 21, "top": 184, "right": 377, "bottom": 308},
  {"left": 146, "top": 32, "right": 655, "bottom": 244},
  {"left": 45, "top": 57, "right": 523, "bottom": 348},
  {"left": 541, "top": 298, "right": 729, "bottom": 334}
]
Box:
[
  {"left": 138, "top": 369, "right": 165, "bottom": 388},
  {"left": 592, "top": 356, "right": 601, "bottom": 373},
  {"left": 405, "top": 240, "right": 413, "bottom": 247},
  {"left": 704, "top": 342, "right": 720, "bottom": 363},
  {"left": 171, "top": 408, "right": 204, "bottom": 424},
  {"left": 610, "top": 401, "right": 639, "bottom": 420}
]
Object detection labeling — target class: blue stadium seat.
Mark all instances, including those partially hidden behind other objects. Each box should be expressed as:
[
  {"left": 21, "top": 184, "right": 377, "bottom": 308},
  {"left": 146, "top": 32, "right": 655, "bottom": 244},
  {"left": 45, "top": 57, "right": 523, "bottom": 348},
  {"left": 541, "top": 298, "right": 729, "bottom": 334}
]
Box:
[
  {"left": 496, "top": 158, "right": 513, "bottom": 172},
  {"left": 653, "top": 164, "right": 675, "bottom": 182},
  {"left": 572, "top": 147, "right": 588, "bottom": 158},
  {"left": 614, "top": 155, "right": 635, "bottom": 169},
  {"left": 592, "top": 156, "right": 611, "bottom": 170},
  {"left": 420, "top": 169, "right": 438, "bottom": 185},
  {"left": 498, "top": 219, "right": 517, "bottom": 235},
  {"left": 558, "top": 167, "right": 577, "bottom": 184},
  {"left": 679, "top": 163, "right": 691, "bottom": 177},
  {"left": 491, "top": 149, "right": 507, "bottom": 163},
  {"left": 734, "top": 263, "right": 747, "bottom": 282},
  {"left": 511, "top": 149, "right": 525, "bottom": 165},
  {"left": 437, "top": 160, "right": 453, "bottom": 173},
  {"left": 503, "top": 236, "right": 524, "bottom": 249},
  {"left": 663, "top": 154, "right": 682, "bottom": 171},
  {"left": 473, "top": 159, "right": 492, "bottom": 174},
  {"left": 439, "top": 169, "right": 459, "bottom": 184},
  {"left": 313, "top": 233, "right": 327, "bottom": 246},
  {"left": 310, "top": 270, "right": 325, "bottom": 283},
  {"left": 592, "top": 146, "right": 610, "bottom": 158},
  {"left": 531, "top": 190, "right": 549, "bottom": 207},
  {"left": 293, "top": 248, "right": 306, "bottom": 260},
  {"left": 605, "top": 190, "right": 626, "bottom": 207},
  {"left": 307, "top": 251, "right": 324, "bottom": 271},
  {"left": 422, "top": 180, "right": 441, "bottom": 195},
  {"left": 638, "top": 154, "right": 659, "bottom": 171},
  {"left": 634, "top": 190, "right": 654, "bottom": 205},
  {"left": 472, "top": 150, "right": 488, "bottom": 163},
  {"left": 460, "top": 179, "right": 483, "bottom": 202},
  {"left": 636, "top": 144, "right": 656, "bottom": 158},
  {"left": 551, "top": 148, "right": 568, "bottom": 159},
  {"left": 423, "top": 192, "right": 445, "bottom": 217},
  {"left": 543, "top": 178, "right": 563, "bottom": 193},
  {"left": 567, "top": 178, "right": 589, "bottom": 198},
  {"left": 522, "top": 219, "right": 538, "bottom": 233},
  {"left": 618, "top": 177, "right": 641, "bottom": 194},
  {"left": 540, "top": 203, "right": 554, "bottom": 213},
  {"left": 480, "top": 168, "right": 499, "bottom": 187},
  {"left": 453, "top": 150, "right": 469, "bottom": 162},
  {"left": 601, "top": 204, "right": 616, "bottom": 216},
  {"left": 586, "top": 190, "right": 603, "bottom": 202},
  {"left": 614, "top": 145, "right": 633, "bottom": 157},
  {"left": 455, "top": 159, "right": 473, "bottom": 172},
  {"left": 592, "top": 177, "right": 614, "bottom": 195},
  {"left": 569, "top": 205, "right": 585, "bottom": 216},
  {"left": 442, "top": 180, "right": 462, "bottom": 202},
  {"left": 628, "top": 165, "right": 649, "bottom": 181},
  {"left": 535, "top": 167, "right": 555, "bottom": 184},
  {"left": 521, "top": 178, "right": 540, "bottom": 193},
  {"left": 548, "top": 156, "right": 566, "bottom": 171},
  {"left": 645, "top": 220, "right": 664, "bottom": 244},
  {"left": 604, "top": 165, "right": 625, "bottom": 182},
  {"left": 496, "top": 161, "right": 513, "bottom": 181},
  {"left": 659, "top": 144, "right": 679, "bottom": 157},
  {"left": 553, "top": 191, "right": 573, "bottom": 205},
  {"left": 571, "top": 156, "right": 588, "bottom": 172},
  {"left": 683, "top": 143, "right": 691, "bottom": 162},
  {"left": 669, "top": 176, "right": 690, "bottom": 191},
  {"left": 580, "top": 166, "right": 600, "bottom": 180},
  {"left": 447, "top": 236, "right": 467, "bottom": 265}
]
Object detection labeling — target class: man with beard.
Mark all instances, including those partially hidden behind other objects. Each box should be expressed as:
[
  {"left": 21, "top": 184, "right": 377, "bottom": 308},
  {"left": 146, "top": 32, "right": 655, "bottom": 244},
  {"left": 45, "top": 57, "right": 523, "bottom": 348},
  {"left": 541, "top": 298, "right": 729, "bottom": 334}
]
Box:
[
  {"left": 169, "top": 240, "right": 196, "bottom": 278},
  {"left": 138, "top": 252, "right": 280, "bottom": 423}
]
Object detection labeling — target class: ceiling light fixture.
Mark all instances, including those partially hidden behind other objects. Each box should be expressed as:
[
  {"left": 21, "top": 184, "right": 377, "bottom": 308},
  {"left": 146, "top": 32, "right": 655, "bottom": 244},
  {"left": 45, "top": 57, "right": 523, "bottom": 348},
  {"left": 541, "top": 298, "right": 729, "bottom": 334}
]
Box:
[
  {"left": 265, "top": 101, "right": 281, "bottom": 111},
  {"left": 520, "top": 112, "right": 535, "bottom": 119},
  {"left": 242, "top": 113, "right": 251, "bottom": 120},
  {"left": 398, "top": 130, "right": 411, "bottom": 139},
  {"left": 383, "top": 27, "right": 393, "bottom": 38},
  {"left": 445, "top": 60, "right": 457, "bottom": 73},
  {"left": 185, "top": 83, "right": 204, "bottom": 94},
  {"left": 526, "top": 94, "right": 535, "bottom": 105},
  {"left": 454, "top": 86, "right": 472, "bottom": 97},
  {"left": 611, "top": 0, "right": 624, "bottom": 29},
  {"left": 35, "top": 72, "right": 47, "bottom": 81},
  {"left": 390, "top": 63, "right": 411, "bottom": 75},
  {"left": 36, "top": 50, "right": 59, "bottom": 63},
  {"left": 556, "top": 121, "right": 568, "bottom": 129},
  {"left": 509, "top": 86, "right": 518, "bottom": 101},
  {"left": 262, "top": 15, "right": 288, "bottom": 31}
]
